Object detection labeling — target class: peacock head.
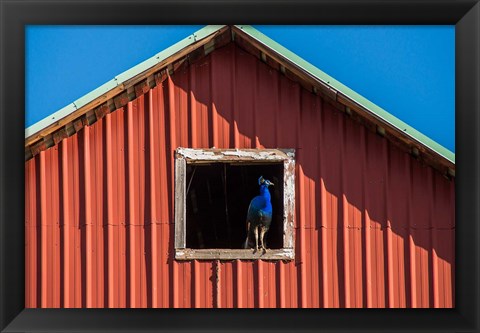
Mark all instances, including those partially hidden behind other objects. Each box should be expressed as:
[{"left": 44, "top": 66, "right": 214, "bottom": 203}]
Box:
[{"left": 258, "top": 176, "right": 274, "bottom": 187}]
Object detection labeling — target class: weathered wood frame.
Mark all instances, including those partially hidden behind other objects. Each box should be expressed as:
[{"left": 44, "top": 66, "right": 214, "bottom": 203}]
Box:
[{"left": 174, "top": 148, "right": 295, "bottom": 260}]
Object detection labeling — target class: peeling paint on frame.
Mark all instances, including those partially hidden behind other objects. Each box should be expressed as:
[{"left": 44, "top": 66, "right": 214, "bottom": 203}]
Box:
[
  {"left": 176, "top": 148, "right": 291, "bottom": 161},
  {"left": 174, "top": 148, "right": 296, "bottom": 260}
]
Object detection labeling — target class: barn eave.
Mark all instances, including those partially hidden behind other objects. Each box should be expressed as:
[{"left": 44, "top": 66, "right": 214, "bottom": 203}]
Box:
[{"left": 24, "top": 24, "right": 455, "bottom": 177}]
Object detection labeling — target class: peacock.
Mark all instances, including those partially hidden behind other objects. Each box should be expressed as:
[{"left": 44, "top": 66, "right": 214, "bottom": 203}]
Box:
[{"left": 243, "top": 176, "right": 274, "bottom": 252}]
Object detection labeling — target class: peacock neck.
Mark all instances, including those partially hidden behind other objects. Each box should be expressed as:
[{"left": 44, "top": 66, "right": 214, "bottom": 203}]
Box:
[{"left": 259, "top": 185, "right": 271, "bottom": 201}]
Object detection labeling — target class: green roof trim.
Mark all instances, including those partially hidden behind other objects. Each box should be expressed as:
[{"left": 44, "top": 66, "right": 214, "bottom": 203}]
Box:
[
  {"left": 235, "top": 25, "right": 455, "bottom": 164},
  {"left": 25, "top": 25, "right": 226, "bottom": 140},
  {"left": 26, "top": 24, "right": 454, "bottom": 166}
]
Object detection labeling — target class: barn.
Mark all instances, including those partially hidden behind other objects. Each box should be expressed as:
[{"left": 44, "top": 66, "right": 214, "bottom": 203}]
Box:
[{"left": 24, "top": 25, "right": 455, "bottom": 308}]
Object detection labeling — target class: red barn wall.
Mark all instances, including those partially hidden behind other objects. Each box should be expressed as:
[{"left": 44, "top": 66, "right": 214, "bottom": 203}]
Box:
[{"left": 25, "top": 43, "right": 455, "bottom": 308}]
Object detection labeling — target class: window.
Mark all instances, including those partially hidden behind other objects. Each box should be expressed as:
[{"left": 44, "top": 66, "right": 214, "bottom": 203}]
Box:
[{"left": 174, "top": 148, "right": 295, "bottom": 260}]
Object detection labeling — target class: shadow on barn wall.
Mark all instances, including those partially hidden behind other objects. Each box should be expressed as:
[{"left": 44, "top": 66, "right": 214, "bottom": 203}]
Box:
[
  {"left": 24, "top": 40, "right": 454, "bottom": 308},
  {"left": 168, "top": 42, "right": 455, "bottom": 306}
]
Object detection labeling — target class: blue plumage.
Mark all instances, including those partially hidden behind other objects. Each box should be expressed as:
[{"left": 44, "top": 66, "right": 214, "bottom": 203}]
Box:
[{"left": 244, "top": 176, "right": 274, "bottom": 251}]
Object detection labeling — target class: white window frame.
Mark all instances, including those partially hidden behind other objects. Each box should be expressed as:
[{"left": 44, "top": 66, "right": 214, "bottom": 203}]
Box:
[{"left": 174, "top": 148, "right": 295, "bottom": 260}]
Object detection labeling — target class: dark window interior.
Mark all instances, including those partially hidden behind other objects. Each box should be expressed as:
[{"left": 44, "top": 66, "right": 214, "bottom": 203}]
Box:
[{"left": 185, "top": 162, "right": 284, "bottom": 249}]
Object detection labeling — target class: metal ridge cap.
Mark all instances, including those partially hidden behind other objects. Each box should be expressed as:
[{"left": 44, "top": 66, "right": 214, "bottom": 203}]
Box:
[
  {"left": 235, "top": 25, "right": 455, "bottom": 165},
  {"left": 25, "top": 25, "right": 226, "bottom": 140}
]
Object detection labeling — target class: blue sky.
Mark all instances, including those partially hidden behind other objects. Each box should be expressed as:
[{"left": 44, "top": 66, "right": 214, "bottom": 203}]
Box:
[{"left": 26, "top": 25, "right": 455, "bottom": 152}]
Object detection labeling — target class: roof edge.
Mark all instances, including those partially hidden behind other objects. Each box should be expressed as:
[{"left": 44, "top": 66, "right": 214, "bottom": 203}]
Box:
[
  {"left": 25, "top": 25, "right": 226, "bottom": 143},
  {"left": 235, "top": 25, "right": 455, "bottom": 165},
  {"left": 26, "top": 24, "right": 454, "bottom": 169}
]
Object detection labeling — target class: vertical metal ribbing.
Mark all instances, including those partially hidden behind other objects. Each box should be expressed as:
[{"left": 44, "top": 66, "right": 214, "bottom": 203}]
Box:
[
  {"left": 360, "top": 126, "right": 372, "bottom": 308},
  {"left": 148, "top": 90, "right": 159, "bottom": 308},
  {"left": 279, "top": 261, "right": 285, "bottom": 308},
  {"left": 153, "top": 83, "right": 170, "bottom": 308},
  {"left": 253, "top": 59, "right": 260, "bottom": 149},
  {"left": 215, "top": 260, "right": 221, "bottom": 308},
  {"left": 314, "top": 98, "right": 323, "bottom": 308},
  {"left": 105, "top": 114, "right": 115, "bottom": 307},
  {"left": 342, "top": 193, "right": 351, "bottom": 307},
  {"left": 430, "top": 168, "right": 440, "bottom": 308},
  {"left": 50, "top": 148, "right": 60, "bottom": 308},
  {"left": 193, "top": 260, "right": 201, "bottom": 308},
  {"left": 116, "top": 110, "right": 127, "bottom": 308},
  {"left": 71, "top": 135, "right": 81, "bottom": 308},
  {"left": 83, "top": 126, "right": 93, "bottom": 307},
  {"left": 39, "top": 152, "right": 47, "bottom": 307},
  {"left": 235, "top": 260, "right": 243, "bottom": 308},
  {"left": 340, "top": 117, "right": 350, "bottom": 308},
  {"left": 126, "top": 102, "right": 137, "bottom": 307},
  {"left": 167, "top": 76, "right": 179, "bottom": 308},
  {"left": 190, "top": 65, "right": 198, "bottom": 148},
  {"left": 25, "top": 160, "right": 36, "bottom": 308},
  {"left": 257, "top": 260, "right": 264, "bottom": 308},
  {"left": 210, "top": 55, "right": 219, "bottom": 148},
  {"left": 297, "top": 88, "right": 307, "bottom": 308},
  {"left": 223, "top": 261, "right": 233, "bottom": 307},
  {"left": 61, "top": 141, "right": 72, "bottom": 307},
  {"left": 448, "top": 179, "right": 455, "bottom": 308},
  {"left": 319, "top": 102, "right": 329, "bottom": 308},
  {"left": 137, "top": 98, "right": 147, "bottom": 308},
  {"left": 93, "top": 124, "right": 104, "bottom": 308},
  {"left": 298, "top": 166, "right": 307, "bottom": 308},
  {"left": 384, "top": 141, "right": 395, "bottom": 308},
  {"left": 231, "top": 47, "right": 240, "bottom": 149},
  {"left": 407, "top": 156, "right": 417, "bottom": 308}
]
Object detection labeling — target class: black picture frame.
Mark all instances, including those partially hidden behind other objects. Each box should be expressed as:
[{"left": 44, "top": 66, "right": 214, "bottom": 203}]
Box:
[{"left": 1, "top": 1, "right": 478, "bottom": 332}]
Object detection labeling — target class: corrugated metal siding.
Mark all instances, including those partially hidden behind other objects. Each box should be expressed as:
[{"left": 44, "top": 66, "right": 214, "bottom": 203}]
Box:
[{"left": 25, "top": 43, "right": 455, "bottom": 308}]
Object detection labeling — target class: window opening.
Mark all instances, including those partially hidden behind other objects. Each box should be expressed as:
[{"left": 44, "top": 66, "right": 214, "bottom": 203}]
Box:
[
  {"left": 185, "top": 162, "right": 284, "bottom": 250},
  {"left": 175, "top": 148, "right": 295, "bottom": 260}
]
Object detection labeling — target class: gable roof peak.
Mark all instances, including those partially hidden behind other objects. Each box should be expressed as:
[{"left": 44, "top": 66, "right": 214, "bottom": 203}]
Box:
[{"left": 25, "top": 25, "right": 454, "bottom": 176}]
